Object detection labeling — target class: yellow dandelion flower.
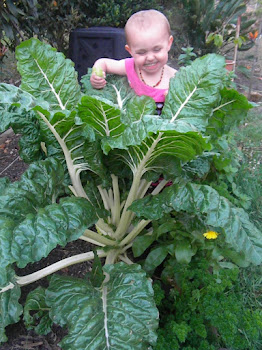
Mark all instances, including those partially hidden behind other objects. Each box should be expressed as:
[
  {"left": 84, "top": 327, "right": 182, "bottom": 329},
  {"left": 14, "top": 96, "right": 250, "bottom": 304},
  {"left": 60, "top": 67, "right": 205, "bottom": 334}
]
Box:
[{"left": 203, "top": 231, "right": 219, "bottom": 240}]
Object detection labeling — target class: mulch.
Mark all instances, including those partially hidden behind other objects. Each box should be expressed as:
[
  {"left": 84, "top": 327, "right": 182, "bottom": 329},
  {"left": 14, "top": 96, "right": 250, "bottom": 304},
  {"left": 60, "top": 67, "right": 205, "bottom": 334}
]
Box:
[{"left": 0, "top": 131, "right": 29, "bottom": 182}]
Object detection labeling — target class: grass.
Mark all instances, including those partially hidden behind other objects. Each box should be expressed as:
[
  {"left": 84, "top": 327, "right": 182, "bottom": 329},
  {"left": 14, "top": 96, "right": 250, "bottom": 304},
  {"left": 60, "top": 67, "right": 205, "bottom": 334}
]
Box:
[
  {"left": 231, "top": 106, "right": 262, "bottom": 228},
  {"left": 232, "top": 106, "right": 262, "bottom": 348},
  {"left": 238, "top": 265, "right": 262, "bottom": 350}
]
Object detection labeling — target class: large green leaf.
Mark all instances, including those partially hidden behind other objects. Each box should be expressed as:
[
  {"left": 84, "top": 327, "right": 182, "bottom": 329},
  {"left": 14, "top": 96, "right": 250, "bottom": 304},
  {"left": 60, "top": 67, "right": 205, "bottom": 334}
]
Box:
[
  {"left": 130, "top": 183, "right": 262, "bottom": 265},
  {"left": 0, "top": 158, "right": 66, "bottom": 222},
  {"left": 79, "top": 87, "right": 211, "bottom": 184},
  {"left": 81, "top": 71, "right": 136, "bottom": 109},
  {"left": 0, "top": 218, "right": 16, "bottom": 285},
  {"left": 101, "top": 95, "right": 208, "bottom": 155},
  {"left": 0, "top": 83, "right": 47, "bottom": 132},
  {"left": 0, "top": 268, "right": 23, "bottom": 343},
  {"left": 35, "top": 108, "right": 109, "bottom": 182},
  {"left": 0, "top": 194, "right": 98, "bottom": 273},
  {"left": 16, "top": 38, "right": 81, "bottom": 111},
  {"left": 12, "top": 196, "right": 98, "bottom": 268},
  {"left": 162, "top": 54, "right": 225, "bottom": 127},
  {"left": 78, "top": 95, "right": 126, "bottom": 138},
  {"left": 46, "top": 263, "right": 158, "bottom": 349},
  {"left": 1, "top": 41, "right": 110, "bottom": 195},
  {"left": 207, "top": 87, "right": 253, "bottom": 138},
  {"left": 107, "top": 130, "right": 209, "bottom": 180}
]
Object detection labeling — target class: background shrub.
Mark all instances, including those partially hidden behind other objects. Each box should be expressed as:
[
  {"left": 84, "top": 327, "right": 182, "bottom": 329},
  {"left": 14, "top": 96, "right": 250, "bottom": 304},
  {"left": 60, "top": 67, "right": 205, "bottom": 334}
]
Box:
[
  {"left": 0, "top": 0, "right": 161, "bottom": 54},
  {"left": 164, "top": 0, "right": 256, "bottom": 60}
]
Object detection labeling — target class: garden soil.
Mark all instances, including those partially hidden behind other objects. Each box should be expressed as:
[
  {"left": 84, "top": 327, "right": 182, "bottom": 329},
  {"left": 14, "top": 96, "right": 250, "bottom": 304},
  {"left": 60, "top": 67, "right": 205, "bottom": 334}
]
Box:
[{"left": 0, "top": 48, "right": 262, "bottom": 350}]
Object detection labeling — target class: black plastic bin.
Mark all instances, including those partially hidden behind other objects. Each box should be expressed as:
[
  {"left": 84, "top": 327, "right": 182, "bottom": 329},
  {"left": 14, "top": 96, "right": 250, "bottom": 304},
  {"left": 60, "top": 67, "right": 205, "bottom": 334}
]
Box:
[{"left": 69, "top": 27, "right": 130, "bottom": 80}]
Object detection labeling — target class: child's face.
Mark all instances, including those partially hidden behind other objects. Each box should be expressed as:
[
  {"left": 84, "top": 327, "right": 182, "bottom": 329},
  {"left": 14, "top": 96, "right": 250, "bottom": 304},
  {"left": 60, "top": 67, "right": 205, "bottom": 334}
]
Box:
[{"left": 125, "top": 23, "right": 173, "bottom": 75}]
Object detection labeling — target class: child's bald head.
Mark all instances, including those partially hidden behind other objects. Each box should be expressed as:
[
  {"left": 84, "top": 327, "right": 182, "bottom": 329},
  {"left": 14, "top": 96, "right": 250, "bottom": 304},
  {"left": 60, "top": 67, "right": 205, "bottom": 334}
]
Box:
[{"left": 125, "top": 10, "right": 171, "bottom": 46}]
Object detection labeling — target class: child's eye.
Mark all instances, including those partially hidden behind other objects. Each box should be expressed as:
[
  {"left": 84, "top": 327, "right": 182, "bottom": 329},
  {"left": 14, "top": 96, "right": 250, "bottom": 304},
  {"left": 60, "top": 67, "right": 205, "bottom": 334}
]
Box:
[
  {"left": 137, "top": 51, "right": 146, "bottom": 55},
  {"left": 154, "top": 47, "right": 161, "bottom": 52}
]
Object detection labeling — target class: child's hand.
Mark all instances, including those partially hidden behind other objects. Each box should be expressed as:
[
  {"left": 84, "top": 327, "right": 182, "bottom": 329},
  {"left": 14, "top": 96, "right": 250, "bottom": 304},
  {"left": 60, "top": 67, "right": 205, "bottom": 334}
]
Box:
[{"left": 90, "top": 66, "right": 106, "bottom": 89}]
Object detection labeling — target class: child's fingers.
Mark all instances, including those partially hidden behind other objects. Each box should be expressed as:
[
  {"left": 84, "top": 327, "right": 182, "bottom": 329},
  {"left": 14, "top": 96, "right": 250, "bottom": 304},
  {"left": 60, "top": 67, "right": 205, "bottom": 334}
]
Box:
[{"left": 90, "top": 74, "right": 107, "bottom": 89}]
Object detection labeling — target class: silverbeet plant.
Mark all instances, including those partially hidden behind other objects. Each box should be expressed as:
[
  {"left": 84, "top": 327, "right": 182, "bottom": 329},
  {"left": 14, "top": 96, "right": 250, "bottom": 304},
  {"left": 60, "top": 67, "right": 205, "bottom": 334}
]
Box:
[{"left": 0, "top": 38, "right": 261, "bottom": 349}]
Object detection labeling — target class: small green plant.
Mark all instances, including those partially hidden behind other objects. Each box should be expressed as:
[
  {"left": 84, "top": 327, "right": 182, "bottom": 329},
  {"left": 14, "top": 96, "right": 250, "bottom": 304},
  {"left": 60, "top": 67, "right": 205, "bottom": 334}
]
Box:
[
  {"left": 178, "top": 47, "right": 197, "bottom": 66},
  {"left": 154, "top": 258, "right": 262, "bottom": 349},
  {"left": 206, "top": 30, "right": 246, "bottom": 52}
]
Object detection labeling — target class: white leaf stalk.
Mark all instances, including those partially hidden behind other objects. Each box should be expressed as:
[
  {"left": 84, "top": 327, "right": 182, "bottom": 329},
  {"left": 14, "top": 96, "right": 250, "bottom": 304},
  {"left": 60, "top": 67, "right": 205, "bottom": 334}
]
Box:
[
  {"left": 114, "top": 134, "right": 162, "bottom": 240},
  {"left": 0, "top": 240, "right": 135, "bottom": 293},
  {"left": 1, "top": 250, "right": 107, "bottom": 293},
  {"left": 37, "top": 111, "right": 89, "bottom": 199}
]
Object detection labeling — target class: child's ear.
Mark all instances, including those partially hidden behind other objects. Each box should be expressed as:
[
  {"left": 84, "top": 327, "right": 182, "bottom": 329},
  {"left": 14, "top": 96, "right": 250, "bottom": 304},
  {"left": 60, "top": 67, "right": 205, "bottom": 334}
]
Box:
[
  {"left": 168, "top": 36, "right": 173, "bottom": 51},
  {"left": 125, "top": 44, "right": 132, "bottom": 55}
]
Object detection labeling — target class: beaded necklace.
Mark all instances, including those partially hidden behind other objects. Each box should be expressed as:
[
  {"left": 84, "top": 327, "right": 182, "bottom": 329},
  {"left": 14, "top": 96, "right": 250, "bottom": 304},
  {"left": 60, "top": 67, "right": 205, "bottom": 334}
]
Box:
[{"left": 139, "top": 66, "right": 165, "bottom": 88}]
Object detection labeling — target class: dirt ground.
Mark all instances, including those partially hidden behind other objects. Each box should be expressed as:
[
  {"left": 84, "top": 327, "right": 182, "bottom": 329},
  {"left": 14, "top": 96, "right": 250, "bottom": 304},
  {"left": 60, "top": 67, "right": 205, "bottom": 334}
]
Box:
[{"left": 0, "top": 41, "right": 262, "bottom": 350}]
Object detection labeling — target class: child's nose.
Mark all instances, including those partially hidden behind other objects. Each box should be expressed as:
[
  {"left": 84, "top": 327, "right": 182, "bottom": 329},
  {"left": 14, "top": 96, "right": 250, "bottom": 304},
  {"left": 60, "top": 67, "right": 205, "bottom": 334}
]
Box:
[{"left": 146, "top": 52, "right": 155, "bottom": 61}]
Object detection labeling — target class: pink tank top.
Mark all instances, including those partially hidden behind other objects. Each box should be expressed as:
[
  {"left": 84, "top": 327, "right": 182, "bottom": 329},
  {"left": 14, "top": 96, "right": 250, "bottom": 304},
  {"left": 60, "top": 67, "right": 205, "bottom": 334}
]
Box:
[{"left": 125, "top": 58, "right": 167, "bottom": 102}]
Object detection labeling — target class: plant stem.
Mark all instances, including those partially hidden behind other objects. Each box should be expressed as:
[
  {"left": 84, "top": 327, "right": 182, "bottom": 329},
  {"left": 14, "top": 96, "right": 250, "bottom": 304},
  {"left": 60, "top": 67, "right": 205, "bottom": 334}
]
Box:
[
  {"left": 111, "top": 174, "right": 121, "bottom": 225},
  {"left": 14, "top": 250, "right": 107, "bottom": 288},
  {"left": 79, "top": 235, "right": 105, "bottom": 247},
  {"left": 119, "top": 254, "right": 134, "bottom": 265},
  {"left": 97, "top": 185, "right": 113, "bottom": 223},
  {"left": 97, "top": 185, "right": 111, "bottom": 210},
  {"left": 119, "top": 219, "right": 151, "bottom": 247},
  {"left": 137, "top": 179, "right": 152, "bottom": 198},
  {"left": 232, "top": 15, "right": 241, "bottom": 72},
  {"left": 151, "top": 179, "right": 169, "bottom": 195},
  {"left": 96, "top": 218, "right": 115, "bottom": 237},
  {"left": 115, "top": 135, "right": 161, "bottom": 240},
  {"left": 83, "top": 229, "right": 117, "bottom": 246},
  {"left": 114, "top": 172, "right": 142, "bottom": 239},
  {"left": 248, "top": 15, "right": 262, "bottom": 99},
  {"left": 105, "top": 249, "right": 121, "bottom": 264}
]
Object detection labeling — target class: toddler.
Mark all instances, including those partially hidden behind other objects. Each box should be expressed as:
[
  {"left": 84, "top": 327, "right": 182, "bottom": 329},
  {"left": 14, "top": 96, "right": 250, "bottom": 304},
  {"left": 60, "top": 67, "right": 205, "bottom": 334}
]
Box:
[{"left": 90, "top": 9, "right": 177, "bottom": 112}]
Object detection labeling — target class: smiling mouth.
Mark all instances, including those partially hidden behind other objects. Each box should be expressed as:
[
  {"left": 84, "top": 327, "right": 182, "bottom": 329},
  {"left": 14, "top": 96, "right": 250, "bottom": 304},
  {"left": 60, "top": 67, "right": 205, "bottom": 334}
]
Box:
[{"left": 144, "top": 62, "right": 158, "bottom": 67}]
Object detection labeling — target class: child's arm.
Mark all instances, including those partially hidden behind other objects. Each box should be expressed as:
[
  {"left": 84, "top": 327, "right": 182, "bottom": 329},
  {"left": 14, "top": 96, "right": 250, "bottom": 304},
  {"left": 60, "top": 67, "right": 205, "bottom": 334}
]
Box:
[{"left": 90, "top": 58, "right": 126, "bottom": 89}]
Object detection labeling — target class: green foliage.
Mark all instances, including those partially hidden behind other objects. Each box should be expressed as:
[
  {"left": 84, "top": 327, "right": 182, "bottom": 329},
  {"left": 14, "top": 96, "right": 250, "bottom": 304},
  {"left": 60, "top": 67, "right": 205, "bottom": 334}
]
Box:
[
  {"left": 152, "top": 281, "right": 165, "bottom": 306},
  {"left": 85, "top": 0, "right": 161, "bottom": 28},
  {"left": 168, "top": 0, "right": 256, "bottom": 56},
  {"left": 0, "top": 38, "right": 260, "bottom": 348},
  {"left": 23, "top": 287, "right": 52, "bottom": 335},
  {"left": 154, "top": 258, "right": 262, "bottom": 349},
  {"left": 178, "top": 47, "right": 197, "bottom": 66},
  {"left": 0, "top": 0, "right": 161, "bottom": 54}
]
